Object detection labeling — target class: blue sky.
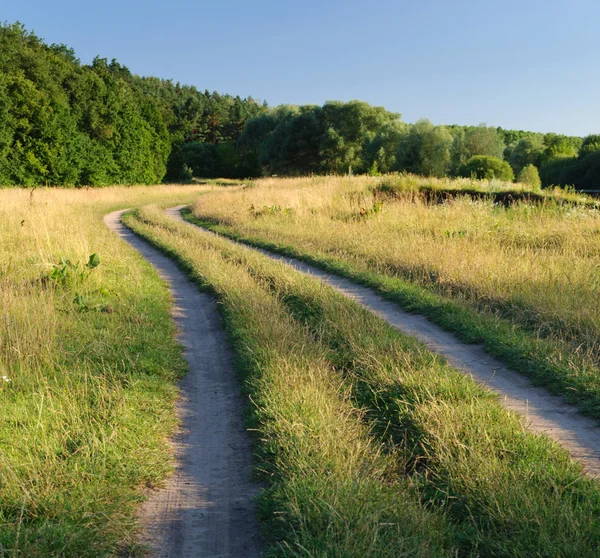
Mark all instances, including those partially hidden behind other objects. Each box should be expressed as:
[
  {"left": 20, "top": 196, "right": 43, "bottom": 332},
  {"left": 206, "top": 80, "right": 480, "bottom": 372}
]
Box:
[{"left": 4, "top": 0, "right": 599, "bottom": 135}]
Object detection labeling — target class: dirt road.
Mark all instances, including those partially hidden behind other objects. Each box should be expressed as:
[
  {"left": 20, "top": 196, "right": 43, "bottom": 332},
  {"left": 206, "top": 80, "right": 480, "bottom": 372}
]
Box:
[
  {"left": 104, "top": 210, "right": 261, "bottom": 558},
  {"left": 168, "top": 205, "right": 600, "bottom": 478}
]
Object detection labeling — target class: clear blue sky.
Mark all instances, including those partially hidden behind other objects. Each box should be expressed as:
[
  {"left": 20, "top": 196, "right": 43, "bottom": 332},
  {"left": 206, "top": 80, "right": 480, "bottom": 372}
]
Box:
[{"left": 4, "top": 0, "right": 599, "bottom": 136}]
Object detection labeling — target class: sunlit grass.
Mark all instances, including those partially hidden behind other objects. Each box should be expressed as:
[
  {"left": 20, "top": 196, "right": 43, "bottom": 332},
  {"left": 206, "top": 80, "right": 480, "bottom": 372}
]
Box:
[
  {"left": 126, "top": 204, "right": 600, "bottom": 557},
  {"left": 189, "top": 175, "right": 600, "bottom": 415},
  {"left": 0, "top": 185, "right": 211, "bottom": 556}
]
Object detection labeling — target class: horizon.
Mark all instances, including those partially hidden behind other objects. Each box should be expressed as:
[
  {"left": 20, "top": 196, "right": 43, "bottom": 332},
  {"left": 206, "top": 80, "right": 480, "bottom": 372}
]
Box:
[{"left": 4, "top": 0, "right": 599, "bottom": 137}]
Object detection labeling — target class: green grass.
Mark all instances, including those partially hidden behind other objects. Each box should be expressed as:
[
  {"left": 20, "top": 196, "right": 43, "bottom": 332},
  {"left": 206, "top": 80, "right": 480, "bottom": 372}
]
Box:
[
  {"left": 126, "top": 205, "right": 600, "bottom": 557},
  {"left": 183, "top": 208, "right": 600, "bottom": 419},
  {"left": 124, "top": 205, "right": 458, "bottom": 557},
  {"left": 0, "top": 185, "right": 209, "bottom": 556}
]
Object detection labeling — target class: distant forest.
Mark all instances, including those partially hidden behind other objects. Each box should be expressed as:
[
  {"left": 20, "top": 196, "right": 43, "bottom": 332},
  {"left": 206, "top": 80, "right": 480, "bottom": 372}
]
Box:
[{"left": 1, "top": 22, "right": 598, "bottom": 190}]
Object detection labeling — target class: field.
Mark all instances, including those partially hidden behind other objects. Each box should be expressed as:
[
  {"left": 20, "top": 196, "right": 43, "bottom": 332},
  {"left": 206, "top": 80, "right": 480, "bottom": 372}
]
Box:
[
  {"left": 2, "top": 178, "right": 600, "bottom": 556},
  {"left": 0, "top": 185, "right": 209, "bottom": 556},
  {"left": 189, "top": 175, "right": 600, "bottom": 415}
]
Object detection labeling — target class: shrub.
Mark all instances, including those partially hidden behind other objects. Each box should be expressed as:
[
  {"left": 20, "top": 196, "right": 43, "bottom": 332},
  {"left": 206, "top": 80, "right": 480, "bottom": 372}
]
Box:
[
  {"left": 517, "top": 164, "right": 541, "bottom": 189},
  {"left": 540, "top": 151, "right": 600, "bottom": 191},
  {"left": 368, "top": 161, "right": 382, "bottom": 177},
  {"left": 459, "top": 156, "right": 514, "bottom": 181},
  {"left": 580, "top": 135, "right": 600, "bottom": 157}
]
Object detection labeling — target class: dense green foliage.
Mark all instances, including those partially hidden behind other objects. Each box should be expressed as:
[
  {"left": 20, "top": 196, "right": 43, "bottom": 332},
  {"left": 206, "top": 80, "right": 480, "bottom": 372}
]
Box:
[
  {"left": 236, "top": 101, "right": 403, "bottom": 176},
  {"left": 459, "top": 155, "right": 515, "bottom": 181},
  {"left": 0, "top": 23, "right": 264, "bottom": 186},
  {"left": 236, "top": 110, "right": 597, "bottom": 189},
  {"left": 517, "top": 163, "right": 541, "bottom": 189},
  {"left": 2, "top": 22, "right": 598, "bottom": 189},
  {"left": 131, "top": 77, "right": 265, "bottom": 180},
  {"left": 540, "top": 151, "right": 600, "bottom": 191},
  {"left": 0, "top": 23, "right": 171, "bottom": 185}
]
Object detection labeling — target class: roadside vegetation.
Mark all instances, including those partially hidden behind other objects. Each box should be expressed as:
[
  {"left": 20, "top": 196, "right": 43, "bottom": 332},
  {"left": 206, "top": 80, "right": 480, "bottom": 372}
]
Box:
[
  {"left": 0, "top": 185, "right": 210, "bottom": 556},
  {"left": 125, "top": 204, "right": 600, "bottom": 557},
  {"left": 187, "top": 175, "right": 600, "bottom": 417}
]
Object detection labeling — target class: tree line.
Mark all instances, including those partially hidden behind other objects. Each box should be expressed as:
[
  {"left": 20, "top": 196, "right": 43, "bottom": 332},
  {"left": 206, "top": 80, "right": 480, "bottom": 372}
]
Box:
[
  {"left": 2, "top": 22, "right": 598, "bottom": 190},
  {"left": 0, "top": 23, "right": 265, "bottom": 186},
  {"left": 225, "top": 107, "right": 596, "bottom": 189}
]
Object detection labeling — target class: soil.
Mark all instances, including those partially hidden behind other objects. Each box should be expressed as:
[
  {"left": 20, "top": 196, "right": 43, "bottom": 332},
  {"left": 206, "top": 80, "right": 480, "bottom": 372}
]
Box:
[{"left": 104, "top": 210, "right": 261, "bottom": 558}]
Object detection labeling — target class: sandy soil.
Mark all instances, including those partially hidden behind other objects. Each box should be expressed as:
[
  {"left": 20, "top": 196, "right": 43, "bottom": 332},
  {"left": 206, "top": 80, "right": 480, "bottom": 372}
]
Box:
[
  {"left": 169, "top": 205, "right": 600, "bottom": 478},
  {"left": 104, "top": 210, "right": 261, "bottom": 558}
]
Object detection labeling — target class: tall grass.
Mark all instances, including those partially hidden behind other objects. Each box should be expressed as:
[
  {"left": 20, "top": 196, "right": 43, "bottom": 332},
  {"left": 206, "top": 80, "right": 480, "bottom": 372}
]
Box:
[
  {"left": 0, "top": 185, "right": 210, "bottom": 556},
  {"left": 126, "top": 205, "right": 600, "bottom": 557},
  {"left": 188, "top": 175, "right": 600, "bottom": 415},
  {"left": 124, "top": 206, "right": 457, "bottom": 557}
]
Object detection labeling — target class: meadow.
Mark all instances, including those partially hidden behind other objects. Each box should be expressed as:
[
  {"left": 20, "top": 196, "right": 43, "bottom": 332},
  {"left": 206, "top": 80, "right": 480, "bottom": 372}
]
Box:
[
  {"left": 125, "top": 203, "right": 600, "bottom": 557},
  {"left": 0, "top": 185, "right": 210, "bottom": 556},
  {"left": 2, "top": 177, "right": 600, "bottom": 556},
  {"left": 188, "top": 174, "right": 600, "bottom": 416}
]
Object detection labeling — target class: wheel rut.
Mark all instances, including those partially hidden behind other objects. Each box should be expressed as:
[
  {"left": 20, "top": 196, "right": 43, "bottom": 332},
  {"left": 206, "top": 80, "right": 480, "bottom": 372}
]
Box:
[
  {"left": 104, "top": 210, "right": 261, "bottom": 558},
  {"left": 167, "top": 205, "right": 600, "bottom": 479}
]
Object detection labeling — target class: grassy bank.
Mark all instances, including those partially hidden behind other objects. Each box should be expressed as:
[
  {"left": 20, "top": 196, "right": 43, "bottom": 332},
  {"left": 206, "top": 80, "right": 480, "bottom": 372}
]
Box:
[
  {"left": 186, "top": 175, "right": 600, "bottom": 417},
  {"left": 126, "top": 205, "right": 600, "bottom": 557},
  {"left": 0, "top": 185, "right": 211, "bottom": 557},
  {"left": 372, "top": 173, "right": 598, "bottom": 207}
]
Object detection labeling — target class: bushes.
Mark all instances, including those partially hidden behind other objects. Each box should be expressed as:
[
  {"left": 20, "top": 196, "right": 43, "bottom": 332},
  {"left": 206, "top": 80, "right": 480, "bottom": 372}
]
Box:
[
  {"left": 517, "top": 164, "right": 541, "bottom": 189},
  {"left": 541, "top": 151, "right": 600, "bottom": 191},
  {"left": 459, "top": 156, "right": 514, "bottom": 181}
]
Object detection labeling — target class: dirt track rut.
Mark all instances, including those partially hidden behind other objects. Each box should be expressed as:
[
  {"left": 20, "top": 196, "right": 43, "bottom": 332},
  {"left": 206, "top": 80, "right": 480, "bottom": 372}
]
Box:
[
  {"left": 168, "top": 205, "right": 600, "bottom": 479},
  {"left": 104, "top": 210, "right": 261, "bottom": 558}
]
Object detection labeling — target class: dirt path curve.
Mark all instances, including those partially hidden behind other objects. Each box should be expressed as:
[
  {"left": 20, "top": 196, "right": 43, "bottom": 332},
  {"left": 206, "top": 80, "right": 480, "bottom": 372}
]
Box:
[
  {"left": 168, "top": 206, "right": 600, "bottom": 479},
  {"left": 104, "top": 210, "right": 261, "bottom": 558}
]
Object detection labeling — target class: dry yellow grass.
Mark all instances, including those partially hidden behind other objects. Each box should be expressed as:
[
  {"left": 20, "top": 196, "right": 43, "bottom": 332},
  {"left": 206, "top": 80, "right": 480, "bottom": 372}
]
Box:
[
  {"left": 128, "top": 202, "right": 600, "bottom": 557},
  {"left": 192, "top": 176, "right": 600, "bottom": 354},
  {"left": 0, "top": 185, "right": 213, "bottom": 556},
  {"left": 188, "top": 175, "right": 600, "bottom": 416}
]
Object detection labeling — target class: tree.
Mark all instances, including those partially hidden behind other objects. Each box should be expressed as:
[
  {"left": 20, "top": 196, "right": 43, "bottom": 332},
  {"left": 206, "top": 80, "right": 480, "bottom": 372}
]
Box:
[
  {"left": 0, "top": 23, "right": 172, "bottom": 185},
  {"left": 260, "top": 106, "right": 323, "bottom": 175},
  {"left": 464, "top": 124, "right": 505, "bottom": 159},
  {"left": 543, "top": 133, "right": 582, "bottom": 160},
  {"left": 362, "top": 121, "right": 406, "bottom": 174},
  {"left": 236, "top": 105, "right": 298, "bottom": 176},
  {"left": 318, "top": 101, "right": 401, "bottom": 174},
  {"left": 517, "top": 164, "right": 541, "bottom": 189},
  {"left": 449, "top": 127, "right": 468, "bottom": 176},
  {"left": 459, "top": 156, "right": 514, "bottom": 181},
  {"left": 253, "top": 101, "right": 403, "bottom": 176},
  {"left": 396, "top": 120, "right": 452, "bottom": 177},
  {"left": 506, "top": 136, "right": 545, "bottom": 175},
  {"left": 421, "top": 125, "right": 453, "bottom": 177},
  {"left": 580, "top": 135, "right": 600, "bottom": 157},
  {"left": 540, "top": 151, "right": 600, "bottom": 191},
  {"left": 497, "top": 127, "right": 541, "bottom": 145}
]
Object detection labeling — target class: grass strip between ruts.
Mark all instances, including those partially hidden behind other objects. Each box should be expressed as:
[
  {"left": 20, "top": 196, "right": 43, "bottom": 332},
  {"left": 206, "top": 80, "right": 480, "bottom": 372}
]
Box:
[
  {"left": 128, "top": 205, "right": 600, "bottom": 557},
  {"left": 183, "top": 208, "right": 600, "bottom": 419},
  {"left": 124, "top": 205, "right": 460, "bottom": 557}
]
